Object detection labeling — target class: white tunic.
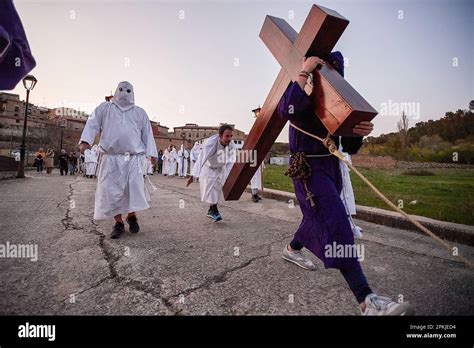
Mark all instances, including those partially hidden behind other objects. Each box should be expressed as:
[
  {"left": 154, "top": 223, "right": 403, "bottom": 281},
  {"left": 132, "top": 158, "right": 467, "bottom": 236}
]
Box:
[
  {"left": 338, "top": 143, "right": 356, "bottom": 216},
  {"left": 192, "top": 135, "right": 236, "bottom": 204},
  {"left": 162, "top": 149, "right": 170, "bottom": 175},
  {"left": 168, "top": 148, "right": 177, "bottom": 176},
  {"left": 190, "top": 142, "right": 201, "bottom": 174},
  {"left": 182, "top": 150, "right": 189, "bottom": 177},
  {"left": 177, "top": 146, "right": 189, "bottom": 177},
  {"left": 147, "top": 157, "right": 154, "bottom": 174},
  {"left": 84, "top": 148, "right": 98, "bottom": 176},
  {"left": 250, "top": 163, "right": 265, "bottom": 190},
  {"left": 80, "top": 101, "right": 158, "bottom": 220}
]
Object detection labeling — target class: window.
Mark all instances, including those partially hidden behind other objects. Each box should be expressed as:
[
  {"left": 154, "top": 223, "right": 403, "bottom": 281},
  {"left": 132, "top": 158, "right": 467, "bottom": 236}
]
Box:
[
  {"left": 16, "top": 119, "right": 20, "bottom": 123},
  {"left": 14, "top": 106, "right": 20, "bottom": 112}
]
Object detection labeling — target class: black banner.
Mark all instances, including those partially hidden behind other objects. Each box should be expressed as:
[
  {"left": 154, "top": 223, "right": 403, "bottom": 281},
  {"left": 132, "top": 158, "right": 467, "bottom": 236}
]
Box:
[{"left": 0, "top": 315, "right": 471, "bottom": 346}]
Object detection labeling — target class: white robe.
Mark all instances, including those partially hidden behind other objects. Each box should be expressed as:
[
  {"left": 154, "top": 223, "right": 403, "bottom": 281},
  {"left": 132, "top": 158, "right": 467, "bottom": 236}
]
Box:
[
  {"left": 177, "top": 147, "right": 189, "bottom": 177},
  {"left": 192, "top": 134, "right": 236, "bottom": 204},
  {"left": 339, "top": 147, "right": 356, "bottom": 215},
  {"left": 168, "top": 149, "right": 177, "bottom": 176},
  {"left": 147, "top": 157, "right": 154, "bottom": 174},
  {"left": 250, "top": 163, "right": 265, "bottom": 190},
  {"left": 162, "top": 149, "right": 170, "bottom": 175},
  {"left": 338, "top": 141, "right": 363, "bottom": 238},
  {"left": 190, "top": 143, "right": 201, "bottom": 174},
  {"left": 84, "top": 148, "right": 98, "bottom": 176},
  {"left": 80, "top": 101, "right": 158, "bottom": 220}
]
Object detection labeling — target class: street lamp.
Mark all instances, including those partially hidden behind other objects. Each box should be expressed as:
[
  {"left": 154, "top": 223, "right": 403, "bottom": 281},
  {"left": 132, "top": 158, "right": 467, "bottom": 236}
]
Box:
[
  {"left": 17, "top": 74, "right": 37, "bottom": 178},
  {"left": 59, "top": 119, "right": 66, "bottom": 152},
  {"left": 252, "top": 106, "right": 262, "bottom": 118}
]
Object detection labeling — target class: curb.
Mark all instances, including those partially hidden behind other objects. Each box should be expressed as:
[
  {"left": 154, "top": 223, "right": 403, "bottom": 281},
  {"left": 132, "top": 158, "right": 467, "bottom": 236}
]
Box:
[{"left": 245, "top": 187, "right": 474, "bottom": 246}]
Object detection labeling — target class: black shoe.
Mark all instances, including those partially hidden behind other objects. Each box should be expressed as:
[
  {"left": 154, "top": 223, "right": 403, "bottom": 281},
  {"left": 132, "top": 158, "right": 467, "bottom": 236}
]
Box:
[
  {"left": 126, "top": 215, "right": 140, "bottom": 233},
  {"left": 257, "top": 195, "right": 262, "bottom": 200},
  {"left": 252, "top": 194, "right": 259, "bottom": 202},
  {"left": 111, "top": 222, "right": 125, "bottom": 239}
]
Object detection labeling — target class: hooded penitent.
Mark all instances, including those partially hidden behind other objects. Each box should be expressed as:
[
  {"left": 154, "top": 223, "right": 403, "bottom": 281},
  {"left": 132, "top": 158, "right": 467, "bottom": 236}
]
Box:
[
  {"left": 79, "top": 81, "right": 158, "bottom": 219},
  {"left": 113, "top": 81, "right": 135, "bottom": 111},
  {"left": 277, "top": 49, "right": 367, "bottom": 271}
]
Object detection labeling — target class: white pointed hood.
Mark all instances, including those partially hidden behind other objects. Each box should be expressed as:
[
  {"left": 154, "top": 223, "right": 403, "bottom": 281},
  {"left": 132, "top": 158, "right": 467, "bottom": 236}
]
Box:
[{"left": 113, "top": 81, "right": 135, "bottom": 111}]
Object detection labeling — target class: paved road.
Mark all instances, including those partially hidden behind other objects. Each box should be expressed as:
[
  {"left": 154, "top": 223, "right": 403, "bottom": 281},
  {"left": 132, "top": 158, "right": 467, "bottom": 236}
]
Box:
[{"left": 0, "top": 171, "right": 473, "bottom": 315}]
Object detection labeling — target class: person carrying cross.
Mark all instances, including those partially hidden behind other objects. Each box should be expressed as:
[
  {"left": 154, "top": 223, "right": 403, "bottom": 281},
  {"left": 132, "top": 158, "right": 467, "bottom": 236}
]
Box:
[{"left": 279, "top": 52, "right": 414, "bottom": 316}]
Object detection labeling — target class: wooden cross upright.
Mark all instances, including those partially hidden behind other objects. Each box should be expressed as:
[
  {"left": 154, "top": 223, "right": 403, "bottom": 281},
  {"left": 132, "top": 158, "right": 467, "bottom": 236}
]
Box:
[{"left": 223, "top": 4, "right": 377, "bottom": 201}]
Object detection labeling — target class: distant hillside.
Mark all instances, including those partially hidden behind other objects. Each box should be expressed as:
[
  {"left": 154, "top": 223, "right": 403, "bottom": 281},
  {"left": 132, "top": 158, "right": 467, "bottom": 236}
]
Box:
[{"left": 362, "top": 109, "right": 474, "bottom": 164}]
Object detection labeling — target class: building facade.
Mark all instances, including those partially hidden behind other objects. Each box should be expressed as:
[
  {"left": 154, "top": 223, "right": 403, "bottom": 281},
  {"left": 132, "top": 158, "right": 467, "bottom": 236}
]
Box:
[{"left": 0, "top": 92, "right": 249, "bottom": 162}]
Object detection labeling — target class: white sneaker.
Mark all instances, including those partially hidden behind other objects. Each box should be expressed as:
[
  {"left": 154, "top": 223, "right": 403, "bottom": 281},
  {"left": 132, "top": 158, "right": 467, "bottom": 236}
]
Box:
[
  {"left": 353, "top": 225, "right": 363, "bottom": 239},
  {"left": 282, "top": 245, "right": 316, "bottom": 270},
  {"left": 362, "top": 293, "right": 414, "bottom": 316}
]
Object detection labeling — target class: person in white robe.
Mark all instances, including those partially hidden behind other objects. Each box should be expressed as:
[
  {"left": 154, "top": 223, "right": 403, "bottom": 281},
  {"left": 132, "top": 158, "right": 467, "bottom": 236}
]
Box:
[
  {"left": 162, "top": 147, "right": 170, "bottom": 176},
  {"left": 250, "top": 163, "right": 265, "bottom": 202},
  {"left": 177, "top": 144, "right": 190, "bottom": 178},
  {"left": 338, "top": 140, "right": 363, "bottom": 239},
  {"left": 79, "top": 81, "right": 158, "bottom": 239},
  {"left": 147, "top": 156, "right": 154, "bottom": 175},
  {"left": 190, "top": 141, "right": 201, "bottom": 175},
  {"left": 168, "top": 145, "right": 178, "bottom": 176},
  {"left": 84, "top": 145, "right": 98, "bottom": 178},
  {"left": 187, "top": 125, "right": 236, "bottom": 222},
  {"left": 91, "top": 144, "right": 99, "bottom": 177},
  {"left": 183, "top": 147, "right": 189, "bottom": 177}
]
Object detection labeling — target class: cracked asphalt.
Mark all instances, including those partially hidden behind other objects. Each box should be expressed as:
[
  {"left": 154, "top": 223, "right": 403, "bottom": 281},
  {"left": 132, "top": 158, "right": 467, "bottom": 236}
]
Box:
[{"left": 0, "top": 171, "right": 473, "bottom": 315}]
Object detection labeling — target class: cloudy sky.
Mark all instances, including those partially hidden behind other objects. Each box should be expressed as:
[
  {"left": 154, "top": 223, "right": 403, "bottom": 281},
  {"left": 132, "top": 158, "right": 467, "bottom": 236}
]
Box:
[{"left": 8, "top": 0, "right": 473, "bottom": 141}]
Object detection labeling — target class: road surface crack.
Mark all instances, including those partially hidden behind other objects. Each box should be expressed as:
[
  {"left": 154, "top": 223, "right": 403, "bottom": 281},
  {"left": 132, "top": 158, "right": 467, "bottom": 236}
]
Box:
[
  {"left": 166, "top": 244, "right": 273, "bottom": 303},
  {"left": 61, "top": 178, "right": 83, "bottom": 231}
]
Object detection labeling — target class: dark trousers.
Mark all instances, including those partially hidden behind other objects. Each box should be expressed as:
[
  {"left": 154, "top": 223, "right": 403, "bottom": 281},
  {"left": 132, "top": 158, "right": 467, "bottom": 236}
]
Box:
[
  {"left": 290, "top": 238, "right": 372, "bottom": 304},
  {"left": 36, "top": 160, "right": 43, "bottom": 172},
  {"left": 59, "top": 163, "right": 68, "bottom": 175}
]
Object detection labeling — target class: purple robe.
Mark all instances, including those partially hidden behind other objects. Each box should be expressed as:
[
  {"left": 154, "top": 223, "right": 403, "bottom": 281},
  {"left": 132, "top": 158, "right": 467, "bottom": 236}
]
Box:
[
  {"left": 0, "top": 0, "right": 36, "bottom": 90},
  {"left": 278, "top": 81, "right": 363, "bottom": 271}
]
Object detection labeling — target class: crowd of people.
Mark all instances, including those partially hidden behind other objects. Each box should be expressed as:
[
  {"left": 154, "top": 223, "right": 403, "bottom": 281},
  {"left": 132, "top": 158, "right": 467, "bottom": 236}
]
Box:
[
  {"left": 31, "top": 141, "right": 202, "bottom": 179},
  {"left": 33, "top": 146, "right": 97, "bottom": 177}
]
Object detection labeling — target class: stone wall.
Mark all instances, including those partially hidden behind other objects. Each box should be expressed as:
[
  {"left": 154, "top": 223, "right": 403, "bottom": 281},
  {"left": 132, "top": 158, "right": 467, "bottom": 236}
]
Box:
[{"left": 350, "top": 154, "right": 474, "bottom": 169}]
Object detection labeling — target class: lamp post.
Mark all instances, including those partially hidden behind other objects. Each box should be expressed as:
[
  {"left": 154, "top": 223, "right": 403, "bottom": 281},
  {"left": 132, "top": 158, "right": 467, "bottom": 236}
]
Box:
[
  {"left": 59, "top": 119, "right": 66, "bottom": 152},
  {"left": 17, "top": 75, "right": 37, "bottom": 178}
]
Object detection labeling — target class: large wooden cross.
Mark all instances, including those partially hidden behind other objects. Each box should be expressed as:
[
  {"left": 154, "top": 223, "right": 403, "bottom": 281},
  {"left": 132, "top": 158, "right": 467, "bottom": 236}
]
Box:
[{"left": 223, "top": 4, "right": 377, "bottom": 201}]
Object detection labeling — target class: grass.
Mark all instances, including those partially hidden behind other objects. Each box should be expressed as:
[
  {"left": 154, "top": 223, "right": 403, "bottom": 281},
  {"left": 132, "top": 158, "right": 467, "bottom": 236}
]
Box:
[{"left": 263, "top": 164, "right": 474, "bottom": 226}]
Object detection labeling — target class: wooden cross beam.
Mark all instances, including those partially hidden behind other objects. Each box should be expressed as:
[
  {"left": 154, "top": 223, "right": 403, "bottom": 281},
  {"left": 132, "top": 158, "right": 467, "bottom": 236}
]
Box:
[{"left": 223, "top": 4, "right": 378, "bottom": 201}]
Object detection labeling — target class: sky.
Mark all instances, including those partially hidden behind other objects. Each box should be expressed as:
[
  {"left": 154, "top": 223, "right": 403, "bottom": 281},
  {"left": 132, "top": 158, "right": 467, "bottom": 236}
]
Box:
[{"left": 6, "top": 0, "right": 474, "bottom": 142}]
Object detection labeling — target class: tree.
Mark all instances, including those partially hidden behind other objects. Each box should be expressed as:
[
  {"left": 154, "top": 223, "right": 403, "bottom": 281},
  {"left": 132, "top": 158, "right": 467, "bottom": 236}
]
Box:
[{"left": 397, "top": 111, "right": 409, "bottom": 158}]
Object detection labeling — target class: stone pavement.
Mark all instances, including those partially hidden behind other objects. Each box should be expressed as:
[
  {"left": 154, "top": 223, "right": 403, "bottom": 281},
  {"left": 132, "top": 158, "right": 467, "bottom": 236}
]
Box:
[{"left": 0, "top": 171, "right": 473, "bottom": 315}]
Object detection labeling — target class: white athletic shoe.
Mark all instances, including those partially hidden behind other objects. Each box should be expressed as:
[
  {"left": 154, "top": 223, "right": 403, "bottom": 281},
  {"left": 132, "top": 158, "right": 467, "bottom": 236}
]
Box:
[
  {"left": 282, "top": 245, "right": 316, "bottom": 270},
  {"left": 353, "top": 225, "right": 363, "bottom": 239},
  {"left": 361, "top": 293, "right": 414, "bottom": 316}
]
